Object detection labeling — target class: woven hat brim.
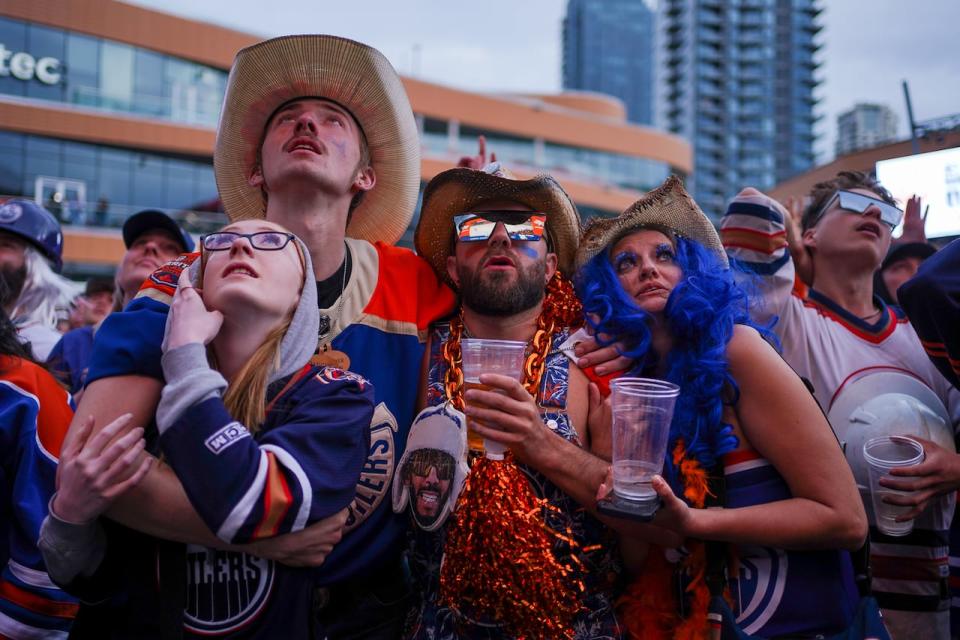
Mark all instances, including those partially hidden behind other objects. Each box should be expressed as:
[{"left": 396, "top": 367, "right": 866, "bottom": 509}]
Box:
[
  {"left": 214, "top": 35, "right": 420, "bottom": 246},
  {"left": 414, "top": 169, "right": 581, "bottom": 289},
  {"left": 576, "top": 175, "right": 727, "bottom": 269}
]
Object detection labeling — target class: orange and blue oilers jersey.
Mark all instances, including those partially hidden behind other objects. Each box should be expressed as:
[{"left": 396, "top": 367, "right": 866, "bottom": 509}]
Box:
[
  {"left": 158, "top": 364, "right": 373, "bottom": 548},
  {"left": 720, "top": 448, "right": 858, "bottom": 636},
  {"left": 86, "top": 237, "right": 455, "bottom": 579},
  {"left": 0, "top": 356, "right": 78, "bottom": 639},
  {"left": 312, "top": 239, "right": 455, "bottom": 564}
]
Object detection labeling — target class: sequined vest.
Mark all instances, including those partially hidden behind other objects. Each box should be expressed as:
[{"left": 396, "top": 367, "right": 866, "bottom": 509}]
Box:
[{"left": 404, "top": 324, "right": 622, "bottom": 640}]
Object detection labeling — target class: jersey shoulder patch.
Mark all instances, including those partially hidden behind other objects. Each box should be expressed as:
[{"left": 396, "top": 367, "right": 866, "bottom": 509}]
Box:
[
  {"left": 135, "top": 252, "right": 201, "bottom": 304},
  {"left": 314, "top": 366, "right": 370, "bottom": 390}
]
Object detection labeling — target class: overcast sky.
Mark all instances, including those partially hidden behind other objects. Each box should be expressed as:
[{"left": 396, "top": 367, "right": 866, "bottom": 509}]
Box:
[{"left": 128, "top": 0, "right": 959, "bottom": 163}]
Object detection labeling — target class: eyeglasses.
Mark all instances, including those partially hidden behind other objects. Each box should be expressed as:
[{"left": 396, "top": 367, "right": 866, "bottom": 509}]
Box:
[
  {"left": 812, "top": 190, "right": 903, "bottom": 229},
  {"left": 200, "top": 231, "right": 295, "bottom": 252},
  {"left": 453, "top": 212, "right": 547, "bottom": 243}
]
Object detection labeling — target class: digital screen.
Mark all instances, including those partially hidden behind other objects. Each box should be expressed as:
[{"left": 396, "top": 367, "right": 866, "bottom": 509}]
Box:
[{"left": 876, "top": 147, "right": 960, "bottom": 239}]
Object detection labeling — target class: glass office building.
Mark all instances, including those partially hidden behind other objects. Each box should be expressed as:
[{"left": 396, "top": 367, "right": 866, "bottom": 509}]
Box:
[
  {"left": 0, "top": 15, "right": 226, "bottom": 128},
  {"left": 659, "top": 0, "right": 821, "bottom": 218},
  {"left": 562, "top": 0, "right": 656, "bottom": 125},
  {"left": 1, "top": 1, "right": 691, "bottom": 275}
]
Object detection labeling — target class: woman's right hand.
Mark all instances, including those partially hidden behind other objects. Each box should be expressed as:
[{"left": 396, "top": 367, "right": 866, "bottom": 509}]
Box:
[
  {"left": 165, "top": 268, "right": 223, "bottom": 351},
  {"left": 52, "top": 414, "right": 153, "bottom": 524}
]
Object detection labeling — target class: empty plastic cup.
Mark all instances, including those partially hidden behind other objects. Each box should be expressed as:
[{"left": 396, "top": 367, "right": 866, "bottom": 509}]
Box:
[
  {"left": 609, "top": 378, "right": 680, "bottom": 514},
  {"left": 460, "top": 338, "right": 528, "bottom": 459},
  {"left": 863, "top": 436, "right": 925, "bottom": 537}
]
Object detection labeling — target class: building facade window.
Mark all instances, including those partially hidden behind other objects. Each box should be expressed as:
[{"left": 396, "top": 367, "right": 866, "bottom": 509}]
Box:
[
  {"left": 0, "top": 16, "right": 227, "bottom": 127},
  {"left": 0, "top": 129, "right": 222, "bottom": 230}
]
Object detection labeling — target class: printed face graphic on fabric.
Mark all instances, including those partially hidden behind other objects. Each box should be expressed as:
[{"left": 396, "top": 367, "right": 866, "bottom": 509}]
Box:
[{"left": 404, "top": 448, "right": 455, "bottom": 528}]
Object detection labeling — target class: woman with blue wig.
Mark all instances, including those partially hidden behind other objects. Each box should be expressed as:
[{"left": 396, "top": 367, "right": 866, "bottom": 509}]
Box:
[{"left": 579, "top": 176, "right": 868, "bottom": 638}]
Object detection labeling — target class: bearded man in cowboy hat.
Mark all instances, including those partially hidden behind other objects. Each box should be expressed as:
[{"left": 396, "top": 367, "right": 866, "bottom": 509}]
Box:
[
  {"left": 398, "top": 163, "right": 623, "bottom": 638},
  {"left": 60, "top": 35, "right": 454, "bottom": 637}
]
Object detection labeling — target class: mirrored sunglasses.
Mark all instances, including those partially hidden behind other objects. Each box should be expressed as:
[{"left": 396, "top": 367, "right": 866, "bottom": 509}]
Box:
[
  {"left": 815, "top": 190, "right": 903, "bottom": 229},
  {"left": 201, "top": 231, "right": 295, "bottom": 251},
  {"left": 453, "top": 212, "right": 547, "bottom": 243},
  {"left": 408, "top": 450, "right": 455, "bottom": 481}
]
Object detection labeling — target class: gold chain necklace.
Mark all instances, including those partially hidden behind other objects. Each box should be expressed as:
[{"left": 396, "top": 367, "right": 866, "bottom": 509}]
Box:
[
  {"left": 441, "top": 270, "right": 583, "bottom": 410},
  {"left": 442, "top": 310, "right": 556, "bottom": 411}
]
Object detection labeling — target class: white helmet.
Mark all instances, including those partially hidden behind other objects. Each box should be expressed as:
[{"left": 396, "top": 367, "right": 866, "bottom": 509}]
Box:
[{"left": 827, "top": 370, "right": 953, "bottom": 498}]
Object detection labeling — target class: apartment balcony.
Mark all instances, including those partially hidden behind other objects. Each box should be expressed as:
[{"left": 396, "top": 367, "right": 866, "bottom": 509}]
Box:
[
  {"left": 665, "top": 1, "right": 684, "bottom": 19},
  {"left": 666, "top": 35, "right": 686, "bottom": 51}
]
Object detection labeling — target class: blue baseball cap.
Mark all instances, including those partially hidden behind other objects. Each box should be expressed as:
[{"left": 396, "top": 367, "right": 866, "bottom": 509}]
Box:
[
  {"left": 0, "top": 199, "right": 63, "bottom": 272},
  {"left": 122, "top": 210, "right": 195, "bottom": 253}
]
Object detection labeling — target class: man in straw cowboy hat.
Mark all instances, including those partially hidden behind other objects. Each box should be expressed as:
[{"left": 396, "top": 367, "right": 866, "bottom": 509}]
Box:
[
  {"left": 400, "top": 162, "right": 623, "bottom": 638},
  {"left": 62, "top": 35, "right": 454, "bottom": 636}
]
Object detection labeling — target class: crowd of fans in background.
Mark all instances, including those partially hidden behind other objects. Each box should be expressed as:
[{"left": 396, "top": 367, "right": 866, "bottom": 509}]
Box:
[{"left": 2, "top": 32, "right": 959, "bottom": 640}]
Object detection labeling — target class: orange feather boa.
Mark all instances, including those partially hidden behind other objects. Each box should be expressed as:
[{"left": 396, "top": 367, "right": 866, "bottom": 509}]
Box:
[{"left": 619, "top": 441, "right": 731, "bottom": 639}]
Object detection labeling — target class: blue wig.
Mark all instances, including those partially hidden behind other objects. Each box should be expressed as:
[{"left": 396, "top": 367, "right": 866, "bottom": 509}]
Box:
[{"left": 576, "top": 234, "right": 777, "bottom": 497}]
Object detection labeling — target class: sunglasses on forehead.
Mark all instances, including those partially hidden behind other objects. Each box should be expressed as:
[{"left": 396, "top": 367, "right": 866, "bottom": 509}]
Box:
[
  {"left": 813, "top": 190, "right": 903, "bottom": 229},
  {"left": 453, "top": 212, "right": 547, "bottom": 243}
]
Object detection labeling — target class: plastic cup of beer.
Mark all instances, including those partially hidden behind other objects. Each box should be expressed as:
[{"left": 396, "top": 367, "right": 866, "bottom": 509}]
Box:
[
  {"left": 460, "top": 338, "right": 528, "bottom": 459},
  {"left": 863, "top": 436, "right": 924, "bottom": 537},
  {"left": 609, "top": 378, "right": 680, "bottom": 514}
]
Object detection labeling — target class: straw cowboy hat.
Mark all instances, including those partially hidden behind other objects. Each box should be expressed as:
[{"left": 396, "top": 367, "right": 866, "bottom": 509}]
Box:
[
  {"left": 576, "top": 175, "right": 727, "bottom": 269},
  {"left": 214, "top": 35, "right": 420, "bottom": 245},
  {"left": 415, "top": 163, "right": 581, "bottom": 289}
]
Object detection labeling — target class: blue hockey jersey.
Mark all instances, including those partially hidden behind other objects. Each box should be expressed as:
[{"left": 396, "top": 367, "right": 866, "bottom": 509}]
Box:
[
  {"left": 81, "top": 238, "right": 455, "bottom": 636},
  {"left": 1, "top": 356, "right": 78, "bottom": 639}
]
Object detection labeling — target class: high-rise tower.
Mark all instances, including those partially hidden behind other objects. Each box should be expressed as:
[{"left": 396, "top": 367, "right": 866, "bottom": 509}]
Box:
[
  {"left": 659, "top": 0, "right": 821, "bottom": 217},
  {"left": 563, "top": 0, "right": 657, "bottom": 125}
]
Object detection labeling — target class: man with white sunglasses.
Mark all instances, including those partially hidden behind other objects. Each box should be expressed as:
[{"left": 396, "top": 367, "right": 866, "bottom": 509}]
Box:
[{"left": 720, "top": 171, "right": 960, "bottom": 638}]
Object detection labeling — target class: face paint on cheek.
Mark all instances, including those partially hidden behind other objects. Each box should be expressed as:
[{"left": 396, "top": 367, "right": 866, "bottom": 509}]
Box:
[
  {"left": 518, "top": 245, "right": 538, "bottom": 260},
  {"left": 332, "top": 140, "right": 347, "bottom": 157}
]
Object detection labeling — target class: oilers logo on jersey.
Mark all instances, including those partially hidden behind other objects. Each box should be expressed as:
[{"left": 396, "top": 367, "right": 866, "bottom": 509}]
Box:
[
  {"left": 344, "top": 403, "right": 397, "bottom": 533},
  {"left": 732, "top": 546, "right": 788, "bottom": 634},
  {"left": 182, "top": 545, "right": 276, "bottom": 635}
]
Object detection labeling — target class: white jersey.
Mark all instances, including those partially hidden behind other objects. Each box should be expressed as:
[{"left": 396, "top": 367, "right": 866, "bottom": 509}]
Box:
[{"left": 721, "top": 192, "right": 960, "bottom": 640}]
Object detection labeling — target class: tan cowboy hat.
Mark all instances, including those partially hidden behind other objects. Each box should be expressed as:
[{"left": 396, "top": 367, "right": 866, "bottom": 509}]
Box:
[
  {"left": 214, "top": 35, "right": 420, "bottom": 246},
  {"left": 414, "top": 163, "right": 581, "bottom": 289},
  {"left": 576, "top": 175, "right": 727, "bottom": 269}
]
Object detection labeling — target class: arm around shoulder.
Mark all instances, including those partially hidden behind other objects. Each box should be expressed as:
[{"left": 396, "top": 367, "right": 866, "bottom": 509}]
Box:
[{"left": 159, "top": 366, "right": 374, "bottom": 544}]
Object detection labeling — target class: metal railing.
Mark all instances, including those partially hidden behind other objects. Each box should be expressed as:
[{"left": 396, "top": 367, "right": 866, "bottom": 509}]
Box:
[{"left": 6, "top": 197, "right": 228, "bottom": 236}]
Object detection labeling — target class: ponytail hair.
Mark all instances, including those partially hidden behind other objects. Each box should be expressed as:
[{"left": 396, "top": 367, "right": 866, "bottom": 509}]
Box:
[{"left": 221, "top": 321, "right": 290, "bottom": 432}]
